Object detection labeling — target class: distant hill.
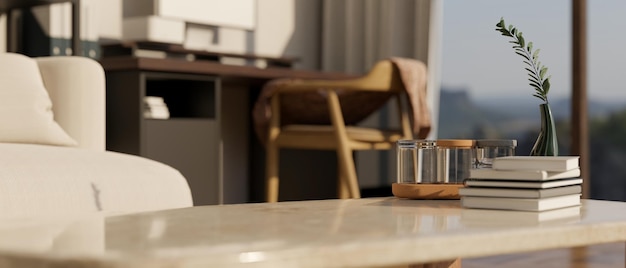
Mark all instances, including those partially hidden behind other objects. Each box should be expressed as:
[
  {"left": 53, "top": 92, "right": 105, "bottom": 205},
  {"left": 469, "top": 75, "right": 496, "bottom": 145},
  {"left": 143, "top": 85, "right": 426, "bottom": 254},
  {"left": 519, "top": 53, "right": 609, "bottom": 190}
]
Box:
[
  {"left": 474, "top": 94, "right": 626, "bottom": 120},
  {"left": 438, "top": 87, "right": 626, "bottom": 139}
]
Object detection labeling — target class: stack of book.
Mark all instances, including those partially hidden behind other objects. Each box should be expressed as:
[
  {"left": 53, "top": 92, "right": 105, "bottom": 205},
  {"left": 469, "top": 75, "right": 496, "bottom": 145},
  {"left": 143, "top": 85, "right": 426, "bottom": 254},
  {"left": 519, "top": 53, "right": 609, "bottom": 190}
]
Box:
[
  {"left": 460, "top": 156, "right": 582, "bottom": 212},
  {"left": 144, "top": 96, "right": 170, "bottom": 119}
]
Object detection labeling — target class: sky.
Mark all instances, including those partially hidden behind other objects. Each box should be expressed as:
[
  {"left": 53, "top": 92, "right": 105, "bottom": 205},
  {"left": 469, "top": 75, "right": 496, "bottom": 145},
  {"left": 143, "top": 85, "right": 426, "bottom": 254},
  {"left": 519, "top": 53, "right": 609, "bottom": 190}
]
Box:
[{"left": 441, "top": 0, "right": 626, "bottom": 103}]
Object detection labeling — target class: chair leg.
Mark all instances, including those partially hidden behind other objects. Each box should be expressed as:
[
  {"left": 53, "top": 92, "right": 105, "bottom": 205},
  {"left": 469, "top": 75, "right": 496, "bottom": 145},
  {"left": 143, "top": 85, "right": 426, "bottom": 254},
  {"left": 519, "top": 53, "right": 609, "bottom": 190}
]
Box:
[
  {"left": 326, "top": 89, "right": 360, "bottom": 199},
  {"left": 337, "top": 162, "right": 350, "bottom": 199},
  {"left": 266, "top": 143, "right": 279, "bottom": 203},
  {"left": 337, "top": 147, "right": 360, "bottom": 199}
]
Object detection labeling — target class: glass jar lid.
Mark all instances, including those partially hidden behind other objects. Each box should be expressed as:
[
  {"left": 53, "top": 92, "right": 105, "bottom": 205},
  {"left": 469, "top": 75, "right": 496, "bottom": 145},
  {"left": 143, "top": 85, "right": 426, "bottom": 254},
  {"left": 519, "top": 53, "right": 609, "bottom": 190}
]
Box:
[
  {"left": 417, "top": 140, "right": 436, "bottom": 148},
  {"left": 397, "top": 140, "right": 418, "bottom": 148},
  {"left": 475, "top": 139, "right": 517, "bottom": 147}
]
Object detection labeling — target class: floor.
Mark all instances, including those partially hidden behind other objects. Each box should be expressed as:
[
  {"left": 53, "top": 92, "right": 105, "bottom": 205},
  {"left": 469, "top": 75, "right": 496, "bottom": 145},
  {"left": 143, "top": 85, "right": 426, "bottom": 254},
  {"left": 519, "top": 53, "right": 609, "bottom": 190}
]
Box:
[{"left": 462, "top": 243, "right": 625, "bottom": 268}]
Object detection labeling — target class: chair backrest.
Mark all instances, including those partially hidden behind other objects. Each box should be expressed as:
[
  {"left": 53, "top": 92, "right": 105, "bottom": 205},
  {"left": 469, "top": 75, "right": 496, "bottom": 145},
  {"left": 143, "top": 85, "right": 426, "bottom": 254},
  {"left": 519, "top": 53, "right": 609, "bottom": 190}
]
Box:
[
  {"left": 279, "top": 60, "right": 405, "bottom": 126},
  {"left": 253, "top": 58, "right": 431, "bottom": 144},
  {"left": 346, "top": 60, "right": 405, "bottom": 92}
]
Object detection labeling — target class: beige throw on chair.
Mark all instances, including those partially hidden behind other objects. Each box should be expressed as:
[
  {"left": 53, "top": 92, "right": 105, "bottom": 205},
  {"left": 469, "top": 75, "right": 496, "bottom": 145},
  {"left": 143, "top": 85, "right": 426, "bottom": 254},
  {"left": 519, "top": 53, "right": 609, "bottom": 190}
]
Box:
[{"left": 253, "top": 58, "right": 430, "bottom": 202}]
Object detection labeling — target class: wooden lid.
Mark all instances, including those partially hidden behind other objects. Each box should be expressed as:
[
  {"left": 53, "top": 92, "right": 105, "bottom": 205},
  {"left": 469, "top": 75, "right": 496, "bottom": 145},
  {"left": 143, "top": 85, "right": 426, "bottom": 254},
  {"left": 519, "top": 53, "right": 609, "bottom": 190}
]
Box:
[
  {"left": 392, "top": 183, "right": 462, "bottom": 200},
  {"left": 436, "top": 139, "right": 475, "bottom": 148}
]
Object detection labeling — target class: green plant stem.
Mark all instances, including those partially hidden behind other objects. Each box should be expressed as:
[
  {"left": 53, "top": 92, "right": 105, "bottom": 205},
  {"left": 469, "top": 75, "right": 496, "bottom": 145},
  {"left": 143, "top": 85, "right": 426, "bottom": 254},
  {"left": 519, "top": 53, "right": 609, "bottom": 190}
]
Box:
[{"left": 496, "top": 18, "right": 551, "bottom": 104}]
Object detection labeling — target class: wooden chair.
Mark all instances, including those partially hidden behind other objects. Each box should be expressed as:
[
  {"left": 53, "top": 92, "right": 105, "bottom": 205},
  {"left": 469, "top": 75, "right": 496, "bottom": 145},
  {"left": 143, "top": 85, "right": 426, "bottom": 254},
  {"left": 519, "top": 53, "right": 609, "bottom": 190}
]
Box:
[{"left": 258, "top": 59, "right": 429, "bottom": 202}]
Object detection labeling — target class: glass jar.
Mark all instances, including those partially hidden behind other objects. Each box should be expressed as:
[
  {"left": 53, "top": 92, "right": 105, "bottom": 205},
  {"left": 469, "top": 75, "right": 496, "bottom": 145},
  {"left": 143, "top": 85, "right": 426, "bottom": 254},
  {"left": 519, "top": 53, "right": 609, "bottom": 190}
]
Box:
[
  {"left": 396, "top": 140, "right": 437, "bottom": 184},
  {"left": 436, "top": 139, "right": 475, "bottom": 184},
  {"left": 475, "top": 139, "right": 517, "bottom": 168}
]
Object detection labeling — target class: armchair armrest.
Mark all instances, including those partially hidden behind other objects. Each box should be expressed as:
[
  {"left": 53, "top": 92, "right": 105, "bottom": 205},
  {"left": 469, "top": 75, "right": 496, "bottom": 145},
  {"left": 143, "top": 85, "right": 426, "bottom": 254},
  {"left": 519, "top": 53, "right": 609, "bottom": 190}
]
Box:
[{"left": 36, "top": 56, "right": 106, "bottom": 151}]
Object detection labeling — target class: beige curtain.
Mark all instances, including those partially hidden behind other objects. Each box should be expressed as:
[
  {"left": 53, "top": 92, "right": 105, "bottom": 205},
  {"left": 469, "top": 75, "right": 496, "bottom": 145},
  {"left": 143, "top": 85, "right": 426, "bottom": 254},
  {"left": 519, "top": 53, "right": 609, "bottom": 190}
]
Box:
[{"left": 321, "top": 0, "right": 431, "bottom": 73}]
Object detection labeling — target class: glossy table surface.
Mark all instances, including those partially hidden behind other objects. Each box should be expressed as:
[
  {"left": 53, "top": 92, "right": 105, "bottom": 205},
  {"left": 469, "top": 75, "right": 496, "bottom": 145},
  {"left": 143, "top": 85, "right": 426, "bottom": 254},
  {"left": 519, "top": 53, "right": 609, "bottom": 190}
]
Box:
[{"left": 1, "top": 198, "right": 625, "bottom": 267}]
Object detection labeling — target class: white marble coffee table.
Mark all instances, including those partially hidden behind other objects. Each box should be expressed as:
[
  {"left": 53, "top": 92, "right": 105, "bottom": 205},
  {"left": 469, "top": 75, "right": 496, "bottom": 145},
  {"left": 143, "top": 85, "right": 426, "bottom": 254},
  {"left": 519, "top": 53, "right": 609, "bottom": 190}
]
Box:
[{"left": 0, "top": 198, "right": 625, "bottom": 267}]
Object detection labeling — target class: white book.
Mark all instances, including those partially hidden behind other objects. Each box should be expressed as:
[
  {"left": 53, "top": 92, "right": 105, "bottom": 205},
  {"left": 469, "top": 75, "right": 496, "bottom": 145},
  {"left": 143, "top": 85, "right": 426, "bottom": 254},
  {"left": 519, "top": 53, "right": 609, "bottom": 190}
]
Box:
[
  {"left": 461, "top": 194, "right": 581, "bottom": 212},
  {"left": 144, "top": 96, "right": 166, "bottom": 106},
  {"left": 459, "top": 185, "right": 581, "bottom": 198},
  {"left": 492, "top": 156, "right": 580, "bottom": 172},
  {"left": 469, "top": 168, "right": 581, "bottom": 181},
  {"left": 461, "top": 206, "right": 581, "bottom": 226},
  {"left": 464, "top": 178, "right": 583, "bottom": 189},
  {"left": 144, "top": 108, "right": 170, "bottom": 119}
]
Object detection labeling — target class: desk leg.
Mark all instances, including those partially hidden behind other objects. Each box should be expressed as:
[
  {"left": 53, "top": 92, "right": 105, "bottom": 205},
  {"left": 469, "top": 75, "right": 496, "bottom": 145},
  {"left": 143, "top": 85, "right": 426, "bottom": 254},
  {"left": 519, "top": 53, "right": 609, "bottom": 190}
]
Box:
[
  {"left": 409, "top": 258, "right": 461, "bottom": 268},
  {"left": 5, "top": 9, "right": 15, "bottom": 53}
]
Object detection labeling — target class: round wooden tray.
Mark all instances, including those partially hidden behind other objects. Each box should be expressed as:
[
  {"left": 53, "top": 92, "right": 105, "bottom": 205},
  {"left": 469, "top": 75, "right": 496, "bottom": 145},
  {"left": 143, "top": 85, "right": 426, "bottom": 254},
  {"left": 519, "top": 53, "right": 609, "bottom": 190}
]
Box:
[{"left": 392, "top": 183, "right": 464, "bottom": 200}]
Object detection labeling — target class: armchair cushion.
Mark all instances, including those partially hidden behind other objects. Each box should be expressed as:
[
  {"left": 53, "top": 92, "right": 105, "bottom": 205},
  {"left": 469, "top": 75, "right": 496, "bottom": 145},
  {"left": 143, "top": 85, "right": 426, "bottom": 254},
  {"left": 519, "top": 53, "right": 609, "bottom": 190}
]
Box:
[
  {"left": 0, "top": 53, "right": 77, "bottom": 147},
  {"left": 0, "top": 143, "right": 193, "bottom": 218}
]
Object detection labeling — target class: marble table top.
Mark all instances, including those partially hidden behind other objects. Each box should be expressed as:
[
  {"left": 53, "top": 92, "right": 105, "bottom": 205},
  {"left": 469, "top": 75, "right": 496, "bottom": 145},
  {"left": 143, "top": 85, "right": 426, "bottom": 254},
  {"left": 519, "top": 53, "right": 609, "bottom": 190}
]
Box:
[{"left": 1, "top": 198, "right": 626, "bottom": 267}]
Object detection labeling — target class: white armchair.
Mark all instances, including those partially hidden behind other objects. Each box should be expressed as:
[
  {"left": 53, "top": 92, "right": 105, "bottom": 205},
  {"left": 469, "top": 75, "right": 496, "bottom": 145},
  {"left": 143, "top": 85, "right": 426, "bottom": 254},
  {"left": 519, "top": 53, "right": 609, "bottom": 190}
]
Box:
[
  {"left": 0, "top": 53, "right": 193, "bottom": 218},
  {"left": 37, "top": 55, "right": 106, "bottom": 151}
]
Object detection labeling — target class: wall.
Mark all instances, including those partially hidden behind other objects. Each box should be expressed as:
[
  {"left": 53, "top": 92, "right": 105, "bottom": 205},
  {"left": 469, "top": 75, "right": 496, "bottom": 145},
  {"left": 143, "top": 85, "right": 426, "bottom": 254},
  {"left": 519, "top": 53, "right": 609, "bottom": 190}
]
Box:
[
  {"left": 97, "top": 0, "right": 122, "bottom": 41},
  {"left": 255, "top": 0, "right": 321, "bottom": 70}
]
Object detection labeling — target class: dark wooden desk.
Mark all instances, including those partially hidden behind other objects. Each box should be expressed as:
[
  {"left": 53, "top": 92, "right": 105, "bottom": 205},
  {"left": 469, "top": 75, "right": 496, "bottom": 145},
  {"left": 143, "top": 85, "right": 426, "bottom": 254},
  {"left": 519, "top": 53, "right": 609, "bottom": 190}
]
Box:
[
  {"left": 1, "top": 0, "right": 80, "bottom": 55},
  {"left": 100, "top": 56, "right": 356, "bottom": 205},
  {"left": 99, "top": 57, "right": 352, "bottom": 81}
]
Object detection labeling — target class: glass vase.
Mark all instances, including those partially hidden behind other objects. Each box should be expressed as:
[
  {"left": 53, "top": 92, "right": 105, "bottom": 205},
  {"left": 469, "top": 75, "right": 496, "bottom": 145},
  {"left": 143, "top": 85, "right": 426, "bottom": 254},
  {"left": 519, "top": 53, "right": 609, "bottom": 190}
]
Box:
[{"left": 530, "top": 103, "right": 559, "bottom": 156}]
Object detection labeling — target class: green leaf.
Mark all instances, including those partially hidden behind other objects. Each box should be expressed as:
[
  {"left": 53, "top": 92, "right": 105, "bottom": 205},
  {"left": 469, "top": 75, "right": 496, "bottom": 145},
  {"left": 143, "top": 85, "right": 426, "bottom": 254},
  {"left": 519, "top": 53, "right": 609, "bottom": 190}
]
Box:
[
  {"left": 529, "top": 80, "right": 542, "bottom": 89},
  {"left": 516, "top": 51, "right": 530, "bottom": 60},
  {"left": 542, "top": 78, "right": 551, "bottom": 93},
  {"left": 533, "top": 49, "right": 540, "bottom": 60},
  {"left": 540, "top": 67, "right": 548, "bottom": 79},
  {"left": 528, "top": 75, "right": 540, "bottom": 84},
  {"left": 527, "top": 42, "right": 533, "bottom": 52},
  {"left": 498, "top": 29, "right": 511, "bottom": 36},
  {"left": 518, "top": 34, "right": 525, "bottom": 47},
  {"left": 524, "top": 61, "right": 534, "bottom": 68},
  {"left": 533, "top": 93, "right": 546, "bottom": 101}
]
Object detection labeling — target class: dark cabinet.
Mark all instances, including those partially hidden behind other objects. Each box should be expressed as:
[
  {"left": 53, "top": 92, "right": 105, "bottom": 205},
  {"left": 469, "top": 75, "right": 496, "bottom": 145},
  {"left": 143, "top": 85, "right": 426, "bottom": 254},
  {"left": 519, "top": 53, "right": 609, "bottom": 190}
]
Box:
[{"left": 106, "top": 71, "right": 221, "bottom": 205}]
